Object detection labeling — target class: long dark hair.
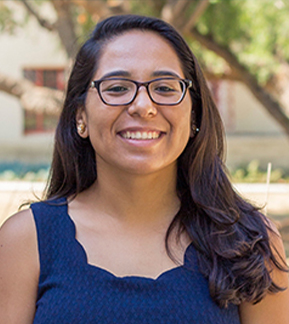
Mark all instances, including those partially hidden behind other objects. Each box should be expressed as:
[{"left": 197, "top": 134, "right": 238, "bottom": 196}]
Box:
[{"left": 46, "top": 14, "right": 287, "bottom": 308}]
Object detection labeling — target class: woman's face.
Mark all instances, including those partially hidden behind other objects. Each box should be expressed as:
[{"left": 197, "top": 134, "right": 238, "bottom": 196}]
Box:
[{"left": 78, "top": 30, "right": 192, "bottom": 176}]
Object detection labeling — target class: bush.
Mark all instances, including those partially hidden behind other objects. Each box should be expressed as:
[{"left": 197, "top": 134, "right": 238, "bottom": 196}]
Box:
[
  {"left": 0, "top": 162, "right": 50, "bottom": 182},
  {"left": 230, "top": 160, "right": 289, "bottom": 183}
]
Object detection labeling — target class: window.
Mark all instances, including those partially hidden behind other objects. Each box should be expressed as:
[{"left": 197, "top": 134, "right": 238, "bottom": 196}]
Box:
[{"left": 23, "top": 67, "right": 65, "bottom": 134}]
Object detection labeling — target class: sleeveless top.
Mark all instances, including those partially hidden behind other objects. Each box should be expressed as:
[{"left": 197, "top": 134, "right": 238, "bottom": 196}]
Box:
[{"left": 31, "top": 198, "right": 241, "bottom": 324}]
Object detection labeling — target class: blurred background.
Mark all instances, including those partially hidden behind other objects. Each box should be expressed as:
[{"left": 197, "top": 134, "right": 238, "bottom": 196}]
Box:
[{"left": 0, "top": 0, "right": 289, "bottom": 251}]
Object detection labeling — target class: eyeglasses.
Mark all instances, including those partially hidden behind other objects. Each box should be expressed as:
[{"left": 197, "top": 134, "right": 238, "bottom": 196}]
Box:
[{"left": 90, "top": 77, "right": 192, "bottom": 106}]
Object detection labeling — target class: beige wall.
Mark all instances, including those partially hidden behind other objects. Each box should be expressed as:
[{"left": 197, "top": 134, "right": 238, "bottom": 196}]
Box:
[
  {"left": 226, "top": 135, "right": 289, "bottom": 170},
  {"left": 0, "top": 1, "right": 66, "bottom": 153},
  {"left": 231, "top": 82, "right": 282, "bottom": 134},
  {"left": 0, "top": 1, "right": 67, "bottom": 78},
  {"left": 209, "top": 80, "right": 289, "bottom": 170},
  {"left": 215, "top": 80, "right": 283, "bottom": 135}
]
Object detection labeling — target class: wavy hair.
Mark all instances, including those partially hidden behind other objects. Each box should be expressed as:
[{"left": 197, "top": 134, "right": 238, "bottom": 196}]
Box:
[{"left": 46, "top": 14, "right": 287, "bottom": 308}]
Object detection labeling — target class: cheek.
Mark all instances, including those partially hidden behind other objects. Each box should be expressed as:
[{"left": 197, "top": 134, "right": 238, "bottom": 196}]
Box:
[
  {"left": 176, "top": 110, "right": 192, "bottom": 147},
  {"left": 85, "top": 104, "right": 122, "bottom": 149},
  {"left": 166, "top": 110, "right": 191, "bottom": 152},
  {"left": 85, "top": 96, "right": 108, "bottom": 134},
  {"left": 180, "top": 119, "right": 191, "bottom": 148},
  {"left": 178, "top": 100, "right": 192, "bottom": 135}
]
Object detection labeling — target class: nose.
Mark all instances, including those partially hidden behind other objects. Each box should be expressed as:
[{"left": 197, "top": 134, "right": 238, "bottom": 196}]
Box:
[{"left": 127, "top": 87, "right": 157, "bottom": 118}]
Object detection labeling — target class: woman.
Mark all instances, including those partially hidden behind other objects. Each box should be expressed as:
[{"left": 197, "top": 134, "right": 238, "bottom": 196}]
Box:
[{"left": 0, "top": 15, "right": 288, "bottom": 323}]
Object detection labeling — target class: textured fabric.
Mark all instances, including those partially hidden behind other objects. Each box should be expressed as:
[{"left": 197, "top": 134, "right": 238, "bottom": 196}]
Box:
[{"left": 31, "top": 198, "right": 241, "bottom": 324}]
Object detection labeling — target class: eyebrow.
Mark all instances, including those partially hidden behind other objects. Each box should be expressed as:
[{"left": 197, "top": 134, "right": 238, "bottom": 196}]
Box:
[
  {"left": 101, "top": 70, "right": 131, "bottom": 79},
  {"left": 152, "top": 70, "right": 181, "bottom": 78},
  {"left": 100, "top": 70, "right": 182, "bottom": 79}
]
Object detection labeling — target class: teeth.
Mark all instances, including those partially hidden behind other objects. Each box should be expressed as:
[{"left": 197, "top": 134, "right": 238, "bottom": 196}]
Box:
[{"left": 121, "top": 131, "right": 161, "bottom": 140}]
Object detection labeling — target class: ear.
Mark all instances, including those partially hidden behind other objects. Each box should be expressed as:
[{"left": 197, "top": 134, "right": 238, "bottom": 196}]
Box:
[
  {"left": 75, "top": 107, "right": 89, "bottom": 138},
  {"left": 190, "top": 110, "right": 199, "bottom": 138},
  {"left": 190, "top": 124, "right": 200, "bottom": 138}
]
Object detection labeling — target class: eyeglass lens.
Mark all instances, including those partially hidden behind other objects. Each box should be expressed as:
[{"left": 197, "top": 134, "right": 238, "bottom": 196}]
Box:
[{"left": 99, "top": 79, "right": 185, "bottom": 105}]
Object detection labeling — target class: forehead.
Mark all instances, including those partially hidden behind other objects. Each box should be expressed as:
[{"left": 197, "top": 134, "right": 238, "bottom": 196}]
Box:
[{"left": 94, "top": 30, "right": 185, "bottom": 79}]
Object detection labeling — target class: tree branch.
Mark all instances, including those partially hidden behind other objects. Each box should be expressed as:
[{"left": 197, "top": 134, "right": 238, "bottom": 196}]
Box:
[
  {"left": 0, "top": 72, "right": 63, "bottom": 115},
  {"left": 190, "top": 28, "right": 289, "bottom": 136},
  {"left": 173, "top": 0, "right": 192, "bottom": 17},
  {"left": 182, "top": 0, "right": 210, "bottom": 32},
  {"left": 20, "top": 0, "right": 55, "bottom": 31},
  {"left": 107, "top": 0, "right": 131, "bottom": 15},
  {"left": 50, "top": 0, "right": 78, "bottom": 59},
  {"left": 161, "top": 0, "right": 191, "bottom": 25}
]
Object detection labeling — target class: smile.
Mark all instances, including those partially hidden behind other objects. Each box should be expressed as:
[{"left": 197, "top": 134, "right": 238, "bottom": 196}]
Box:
[{"left": 119, "top": 131, "right": 162, "bottom": 140}]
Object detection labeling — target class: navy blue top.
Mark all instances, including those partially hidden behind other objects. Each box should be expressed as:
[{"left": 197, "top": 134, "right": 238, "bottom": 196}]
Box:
[{"left": 31, "top": 198, "right": 240, "bottom": 323}]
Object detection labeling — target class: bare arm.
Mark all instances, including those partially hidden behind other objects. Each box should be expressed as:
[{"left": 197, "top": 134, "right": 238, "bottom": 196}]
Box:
[
  {"left": 239, "top": 228, "right": 289, "bottom": 324},
  {"left": 0, "top": 209, "right": 39, "bottom": 324}
]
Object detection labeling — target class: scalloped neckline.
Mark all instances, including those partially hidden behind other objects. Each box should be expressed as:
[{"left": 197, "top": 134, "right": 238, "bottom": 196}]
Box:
[{"left": 63, "top": 198, "right": 194, "bottom": 281}]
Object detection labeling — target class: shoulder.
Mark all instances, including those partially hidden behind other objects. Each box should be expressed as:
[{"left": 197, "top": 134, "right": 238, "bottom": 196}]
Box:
[
  {"left": 0, "top": 208, "right": 37, "bottom": 246},
  {"left": 265, "top": 217, "right": 288, "bottom": 285},
  {"left": 239, "top": 216, "right": 289, "bottom": 324},
  {"left": 0, "top": 208, "right": 39, "bottom": 273},
  {"left": 261, "top": 216, "right": 286, "bottom": 268},
  {"left": 0, "top": 209, "right": 39, "bottom": 322}
]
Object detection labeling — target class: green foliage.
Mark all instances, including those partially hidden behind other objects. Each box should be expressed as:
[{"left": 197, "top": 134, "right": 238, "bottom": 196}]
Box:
[
  {"left": 189, "top": 40, "right": 228, "bottom": 75},
  {"left": 199, "top": 0, "right": 243, "bottom": 44},
  {"left": 0, "top": 2, "right": 25, "bottom": 33},
  {"left": 0, "top": 168, "right": 49, "bottom": 182},
  {"left": 0, "top": 163, "right": 49, "bottom": 182},
  {"left": 198, "top": 0, "right": 289, "bottom": 84},
  {"left": 72, "top": 6, "right": 97, "bottom": 44},
  {"left": 230, "top": 159, "right": 289, "bottom": 183}
]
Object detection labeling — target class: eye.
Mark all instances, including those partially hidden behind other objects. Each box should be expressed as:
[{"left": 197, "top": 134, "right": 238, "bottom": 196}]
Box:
[
  {"left": 151, "top": 80, "right": 181, "bottom": 96},
  {"left": 101, "top": 80, "right": 133, "bottom": 96},
  {"left": 155, "top": 85, "right": 176, "bottom": 93},
  {"left": 104, "top": 85, "right": 129, "bottom": 93}
]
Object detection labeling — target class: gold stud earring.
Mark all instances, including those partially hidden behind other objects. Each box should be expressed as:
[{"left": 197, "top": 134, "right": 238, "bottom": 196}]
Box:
[{"left": 77, "top": 124, "right": 86, "bottom": 135}]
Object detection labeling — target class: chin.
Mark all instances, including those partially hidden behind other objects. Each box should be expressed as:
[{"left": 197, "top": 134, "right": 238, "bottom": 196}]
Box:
[{"left": 117, "top": 161, "right": 176, "bottom": 177}]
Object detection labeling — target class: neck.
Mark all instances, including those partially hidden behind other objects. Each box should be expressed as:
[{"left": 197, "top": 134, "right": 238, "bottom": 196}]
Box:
[{"left": 80, "top": 163, "right": 180, "bottom": 228}]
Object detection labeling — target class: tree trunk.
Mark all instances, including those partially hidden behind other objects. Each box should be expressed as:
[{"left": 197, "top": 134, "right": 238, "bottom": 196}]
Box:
[{"left": 51, "top": 0, "right": 78, "bottom": 59}]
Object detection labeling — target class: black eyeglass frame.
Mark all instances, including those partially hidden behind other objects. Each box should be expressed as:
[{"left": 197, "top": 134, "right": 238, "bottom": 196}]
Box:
[{"left": 89, "top": 77, "right": 193, "bottom": 106}]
